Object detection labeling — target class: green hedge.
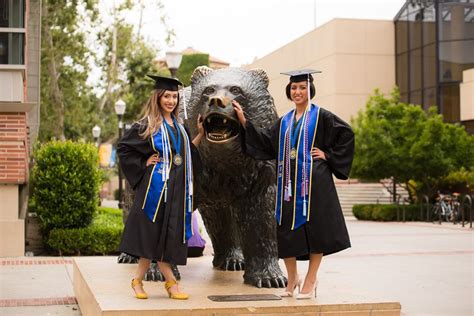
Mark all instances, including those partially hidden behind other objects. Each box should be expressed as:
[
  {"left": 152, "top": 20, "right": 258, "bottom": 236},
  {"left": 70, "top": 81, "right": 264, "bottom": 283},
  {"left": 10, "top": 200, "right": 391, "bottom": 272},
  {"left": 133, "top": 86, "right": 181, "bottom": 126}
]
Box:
[
  {"left": 352, "top": 204, "right": 423, "bottom": 221},
  {"left": 46, "top": 207, "right": 123, "bottom": 255},
  {"left": 31, "top": 140, "right": 102, "bottom": 234}
]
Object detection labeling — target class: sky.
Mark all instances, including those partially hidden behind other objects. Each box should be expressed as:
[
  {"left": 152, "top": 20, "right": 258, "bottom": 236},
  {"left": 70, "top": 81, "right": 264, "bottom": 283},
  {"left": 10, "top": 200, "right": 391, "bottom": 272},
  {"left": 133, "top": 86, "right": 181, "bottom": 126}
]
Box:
[{"left": 129, "top": 0, "right": 407, "bottom": 67}]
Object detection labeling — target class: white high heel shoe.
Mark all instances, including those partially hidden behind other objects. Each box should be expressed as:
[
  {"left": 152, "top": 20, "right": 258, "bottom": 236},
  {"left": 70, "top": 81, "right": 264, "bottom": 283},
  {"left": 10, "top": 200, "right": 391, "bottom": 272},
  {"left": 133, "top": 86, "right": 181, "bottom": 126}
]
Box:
[
  {"left": 279, "top": 277, "right": 302, "bottom": 298},
  {"left": 296, "top": 280, "right": 318, "bottom": 299}
]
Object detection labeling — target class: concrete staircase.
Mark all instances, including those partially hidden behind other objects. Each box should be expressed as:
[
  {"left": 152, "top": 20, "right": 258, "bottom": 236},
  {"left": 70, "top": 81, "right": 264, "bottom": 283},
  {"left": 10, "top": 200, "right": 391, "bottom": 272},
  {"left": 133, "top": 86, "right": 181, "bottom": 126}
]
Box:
[{"left": 335, "top": 179, "right": 410, "bottom": 217}]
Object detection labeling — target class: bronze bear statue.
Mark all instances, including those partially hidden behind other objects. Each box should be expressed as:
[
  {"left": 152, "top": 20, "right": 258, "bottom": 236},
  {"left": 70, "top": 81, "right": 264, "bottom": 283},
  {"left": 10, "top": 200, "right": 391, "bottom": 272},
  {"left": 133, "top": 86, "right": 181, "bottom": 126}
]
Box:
[{"left": 185, "top": 66, "right": 286, "bottom": 288}]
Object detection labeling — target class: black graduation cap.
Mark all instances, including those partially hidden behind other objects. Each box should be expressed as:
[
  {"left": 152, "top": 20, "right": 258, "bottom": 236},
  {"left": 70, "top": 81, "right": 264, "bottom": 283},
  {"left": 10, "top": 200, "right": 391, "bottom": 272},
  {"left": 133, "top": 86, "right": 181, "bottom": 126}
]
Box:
[
  {"left": 280, "top": 69, "right": 322, "bottom": 83},
  {"left": 147, "top": 74, "right": 183, "bottom": 91}
]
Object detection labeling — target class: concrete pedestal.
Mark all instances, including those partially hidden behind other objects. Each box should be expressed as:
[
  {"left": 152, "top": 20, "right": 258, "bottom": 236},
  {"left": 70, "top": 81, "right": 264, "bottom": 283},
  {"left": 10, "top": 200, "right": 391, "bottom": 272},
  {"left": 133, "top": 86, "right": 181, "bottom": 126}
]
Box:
[{"left": 73, "top": 256, "right": 400, "bottom": 315}]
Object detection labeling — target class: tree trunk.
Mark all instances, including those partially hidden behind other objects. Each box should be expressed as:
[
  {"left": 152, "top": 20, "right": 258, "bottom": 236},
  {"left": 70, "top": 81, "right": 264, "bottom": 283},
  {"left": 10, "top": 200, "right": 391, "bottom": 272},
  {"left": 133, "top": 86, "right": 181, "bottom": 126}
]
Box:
[
  {"left": 392, "top": 177, "right": 397, "bottom": 203},
  {"left": 98, "top": 17, "right": 117, "bottom": 112},
  {"left": 43, "top": 0, "right": 66, "bottom": 140}
]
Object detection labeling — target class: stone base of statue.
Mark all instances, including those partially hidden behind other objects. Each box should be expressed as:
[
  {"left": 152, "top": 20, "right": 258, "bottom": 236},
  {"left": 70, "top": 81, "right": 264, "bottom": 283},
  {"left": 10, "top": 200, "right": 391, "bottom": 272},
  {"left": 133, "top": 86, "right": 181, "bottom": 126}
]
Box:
[{"left": 73, "top": 256, "right": 400, "bottom": 315}]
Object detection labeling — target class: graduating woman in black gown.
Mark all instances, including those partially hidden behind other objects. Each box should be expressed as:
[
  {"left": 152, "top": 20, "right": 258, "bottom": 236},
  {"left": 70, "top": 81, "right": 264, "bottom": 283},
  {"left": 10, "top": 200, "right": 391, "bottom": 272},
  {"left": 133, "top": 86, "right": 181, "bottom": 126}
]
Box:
[
  {"left": 232, "top": 69, "right": 354, "bottom": 299},
  {"left": 117, "top": 75, "right": 204, "bottom": 300}
]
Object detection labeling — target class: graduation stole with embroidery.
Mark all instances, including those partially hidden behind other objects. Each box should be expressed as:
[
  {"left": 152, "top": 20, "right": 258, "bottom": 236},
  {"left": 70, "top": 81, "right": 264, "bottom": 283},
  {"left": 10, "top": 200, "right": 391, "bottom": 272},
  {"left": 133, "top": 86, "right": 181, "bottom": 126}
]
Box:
[
  {"left": 141, "top": 116, "right": 194, "bottom": 243},
  {"left": 276, "top": 104, "right": 320, "bottom": 230}
]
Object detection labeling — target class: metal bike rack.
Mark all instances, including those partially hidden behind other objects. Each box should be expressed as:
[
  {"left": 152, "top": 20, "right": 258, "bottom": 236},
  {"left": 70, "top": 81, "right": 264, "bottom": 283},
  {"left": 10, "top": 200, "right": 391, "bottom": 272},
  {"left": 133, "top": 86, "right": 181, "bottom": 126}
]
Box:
[
  {"left": 396, "top": 195, "right": 407, "bottom": 222},
  {"left": 420, "top": 195, "right": 430, "bottom": 222}
]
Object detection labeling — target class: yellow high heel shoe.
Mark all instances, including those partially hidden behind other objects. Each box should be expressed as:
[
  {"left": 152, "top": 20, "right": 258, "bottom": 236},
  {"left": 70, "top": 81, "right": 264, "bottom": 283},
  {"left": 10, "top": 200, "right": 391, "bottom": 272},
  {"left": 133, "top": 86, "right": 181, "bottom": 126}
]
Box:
[
  {"left": 131, "top": 278, "right": 148, "bottom": 299},
  {"left": 164, "top": 280, "right": 189, "bottom": 300}
]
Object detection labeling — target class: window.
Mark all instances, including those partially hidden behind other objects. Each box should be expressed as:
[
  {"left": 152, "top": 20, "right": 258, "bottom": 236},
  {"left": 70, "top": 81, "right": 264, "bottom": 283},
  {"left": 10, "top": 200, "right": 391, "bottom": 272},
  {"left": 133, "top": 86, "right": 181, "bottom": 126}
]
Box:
[
  {"left": 410, "top": 48, "right": 423, "bottom": 91},
  {"left": 439, "top": 39, "right": 474, "bottom": 83},
  {"left": 440, "top": 84, "right": 460, "bottom": 122},
  {"left": 396, "top": 52, "right": 409, "bottom": 93},
  {"left": 423, "top": 87, "right": 437, "bottom": 111},
  {"left": 0, "top": 0, "right": 25, "bottom": 65},
  {"left": 439, "top": 3, "right": 474, "bottom": 41},
  {"left": 423, "top": 44, "right": 436, "bottom": 88}
]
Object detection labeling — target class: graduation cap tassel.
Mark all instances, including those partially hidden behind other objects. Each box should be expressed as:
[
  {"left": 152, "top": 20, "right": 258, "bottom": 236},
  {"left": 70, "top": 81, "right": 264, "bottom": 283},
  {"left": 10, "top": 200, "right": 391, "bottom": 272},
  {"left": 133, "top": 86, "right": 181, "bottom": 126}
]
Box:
[
  {"left": 182, "top": 89, "right": 188, "bottom": 120},
  {"left": 307, "top": 74, "right": 311, "bottom": 109}
]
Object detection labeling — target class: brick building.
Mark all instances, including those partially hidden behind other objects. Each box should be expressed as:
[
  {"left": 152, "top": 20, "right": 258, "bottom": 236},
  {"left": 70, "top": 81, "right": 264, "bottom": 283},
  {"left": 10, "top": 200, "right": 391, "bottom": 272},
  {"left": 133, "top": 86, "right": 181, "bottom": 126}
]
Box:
[{"left": 0, "top": 0, "right": 41, "bottom": 257}]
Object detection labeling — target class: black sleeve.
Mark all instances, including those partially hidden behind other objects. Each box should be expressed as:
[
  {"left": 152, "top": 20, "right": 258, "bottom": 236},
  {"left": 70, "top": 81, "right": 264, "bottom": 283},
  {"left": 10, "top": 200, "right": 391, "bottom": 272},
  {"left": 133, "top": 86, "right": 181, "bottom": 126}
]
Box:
[
  {"left": 184, "top": 125, "right": 202, "bottom": 175},
  {"left": 244, "top": 119, "right": 280, "bottom": 160},
  {"left": 117, "top": 123, "right": 150, "bottom": 190},
  {"left": 323, "top": 111, "right": 355, "bottom": 180}
]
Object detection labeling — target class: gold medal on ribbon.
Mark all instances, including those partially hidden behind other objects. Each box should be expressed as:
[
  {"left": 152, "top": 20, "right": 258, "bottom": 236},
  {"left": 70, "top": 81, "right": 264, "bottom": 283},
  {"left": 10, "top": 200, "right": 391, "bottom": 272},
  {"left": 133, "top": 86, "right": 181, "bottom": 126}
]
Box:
[
  {"left": 290, "top": 148, "right": 297, "bottom": 160},
  {"left": 173, "top": 154, "right": 183, "bottom": 166}
]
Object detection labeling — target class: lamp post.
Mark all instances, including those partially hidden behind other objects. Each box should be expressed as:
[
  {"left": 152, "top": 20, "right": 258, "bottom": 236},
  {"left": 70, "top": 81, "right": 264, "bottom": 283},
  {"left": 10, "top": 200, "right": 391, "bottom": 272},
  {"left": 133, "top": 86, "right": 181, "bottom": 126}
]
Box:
[
  {"left": 165, "top": 51, "right": 183, "bottom": 78},
  {"left": 92, "top": 125, "right": 101, "bottom": 148},
  {"left": 114, "top": 99, "right": 126, "bottom": 209}
]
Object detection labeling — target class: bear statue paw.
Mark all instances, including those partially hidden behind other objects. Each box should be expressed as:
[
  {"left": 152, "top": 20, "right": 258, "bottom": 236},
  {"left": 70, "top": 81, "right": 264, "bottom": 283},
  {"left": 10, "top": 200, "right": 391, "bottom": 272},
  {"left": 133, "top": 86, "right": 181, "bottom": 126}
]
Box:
[
  {"left": 144, "top": 262, "right": 164, "bottom": 282},
  {"left": 244, "top": 265, "right": 288, "bottom": 288},
  {"left": 213, "top": 249, "right": 245, "bottom": 271},
  {"left": 117, "top": 252, "right": 139, "bottom": 264},
  {"left": 143, "top": 262, "right": 181, "bottom": 282}
]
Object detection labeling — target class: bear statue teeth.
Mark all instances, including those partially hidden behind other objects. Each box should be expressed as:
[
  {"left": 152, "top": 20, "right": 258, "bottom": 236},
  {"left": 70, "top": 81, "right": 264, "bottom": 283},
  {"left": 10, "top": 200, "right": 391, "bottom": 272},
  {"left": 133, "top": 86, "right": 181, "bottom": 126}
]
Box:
[
  {"left": 223, "top": 118, "right": 227, "bottom": 124},
  {"left": 209, "top": 133, "right": 227, "bottom": 140}
]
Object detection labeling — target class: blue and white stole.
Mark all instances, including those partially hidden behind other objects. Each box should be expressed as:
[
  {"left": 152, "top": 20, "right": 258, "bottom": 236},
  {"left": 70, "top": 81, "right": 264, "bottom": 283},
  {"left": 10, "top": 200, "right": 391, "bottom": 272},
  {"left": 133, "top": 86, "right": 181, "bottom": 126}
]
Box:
[
  {"left": 141, "top": 117, "right": 194, "bottom": 243},
  {"left": 276, "top": 104, "right": 320, "bottom": 230}
]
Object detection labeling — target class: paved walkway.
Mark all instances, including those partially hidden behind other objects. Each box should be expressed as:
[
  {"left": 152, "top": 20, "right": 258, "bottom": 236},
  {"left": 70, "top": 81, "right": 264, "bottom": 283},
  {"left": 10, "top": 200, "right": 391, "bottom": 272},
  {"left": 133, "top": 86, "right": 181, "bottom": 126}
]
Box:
[{"left": 0, "top": 219, "right": 472, "bottom": 315}]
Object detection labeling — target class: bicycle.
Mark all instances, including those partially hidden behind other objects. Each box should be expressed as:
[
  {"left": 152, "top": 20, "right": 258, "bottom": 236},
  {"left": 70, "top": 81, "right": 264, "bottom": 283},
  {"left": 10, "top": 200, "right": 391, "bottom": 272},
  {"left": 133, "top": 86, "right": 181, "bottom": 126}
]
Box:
[
  {"left": 450, "top": 192, "right": 461, "bottom": 223},
  {"left": 431, "top": 192, "right": 460, "bottom": 223}
]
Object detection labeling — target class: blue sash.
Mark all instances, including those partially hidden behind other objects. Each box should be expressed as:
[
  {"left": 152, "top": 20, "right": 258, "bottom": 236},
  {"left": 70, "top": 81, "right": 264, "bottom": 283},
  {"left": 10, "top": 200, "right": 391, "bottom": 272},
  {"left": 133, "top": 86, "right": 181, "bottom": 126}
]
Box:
[
  {"left": 276, "top": 104, "right": 320, "bottom": 230},
  {"left": 141, "top": 121, "right": 194, "bottom": 243}
]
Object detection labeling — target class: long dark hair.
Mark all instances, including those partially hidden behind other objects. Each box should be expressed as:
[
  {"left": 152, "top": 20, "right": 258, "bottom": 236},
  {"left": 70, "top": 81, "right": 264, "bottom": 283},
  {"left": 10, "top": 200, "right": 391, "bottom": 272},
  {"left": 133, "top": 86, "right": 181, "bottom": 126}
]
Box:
[{"left": 138, "top": 89, "right": 181, "bottom": 139}]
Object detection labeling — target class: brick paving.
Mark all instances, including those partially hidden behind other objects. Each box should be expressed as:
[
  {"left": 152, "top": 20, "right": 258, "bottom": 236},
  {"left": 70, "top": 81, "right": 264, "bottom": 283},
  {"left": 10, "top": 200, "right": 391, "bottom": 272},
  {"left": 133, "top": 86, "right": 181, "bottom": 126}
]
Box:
[
  {"left": 0, "top": 259, "right": 72, "bottom": 266},
  {"left": 0, "top": 296, "right": 77, "bottom": 307}
]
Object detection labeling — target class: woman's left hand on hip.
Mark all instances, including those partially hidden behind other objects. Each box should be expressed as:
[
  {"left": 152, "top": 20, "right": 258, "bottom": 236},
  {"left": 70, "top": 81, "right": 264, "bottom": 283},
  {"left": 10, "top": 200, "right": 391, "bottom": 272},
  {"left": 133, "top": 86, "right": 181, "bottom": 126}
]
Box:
[{"left": 310, "top": 147, "right": 326, "bottom": 160}]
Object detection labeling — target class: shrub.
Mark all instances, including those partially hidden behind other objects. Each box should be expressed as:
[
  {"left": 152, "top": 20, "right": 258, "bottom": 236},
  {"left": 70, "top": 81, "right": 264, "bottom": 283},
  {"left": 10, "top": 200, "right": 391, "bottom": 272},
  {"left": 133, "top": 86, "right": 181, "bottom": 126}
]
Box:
[
  {"left": 176, "top": 53, "right": 210, "bottom": 86},
  {"left": 352, "top": 204, "right": 423, "bottom": 221},
  {"left": 31, "top": 141, "right": 102, "bottom": 234},
  {"left": 46, "top": 207, "right": 123, "bottom": 255}
]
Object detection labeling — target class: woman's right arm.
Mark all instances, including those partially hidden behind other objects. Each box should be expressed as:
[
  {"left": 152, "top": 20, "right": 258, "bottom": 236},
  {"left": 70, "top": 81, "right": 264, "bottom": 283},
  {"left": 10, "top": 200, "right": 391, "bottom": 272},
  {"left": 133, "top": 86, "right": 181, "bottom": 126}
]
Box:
[{"left": 232, "top": 100, "right": 278, "bottom": 160}]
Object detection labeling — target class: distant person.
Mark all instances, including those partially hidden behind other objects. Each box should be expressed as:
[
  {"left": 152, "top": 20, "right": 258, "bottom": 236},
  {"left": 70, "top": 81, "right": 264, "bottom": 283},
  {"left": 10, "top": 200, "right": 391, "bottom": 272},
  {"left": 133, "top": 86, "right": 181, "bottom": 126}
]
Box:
[
  {"left": 232, "top": 69, "right": 354, "bottom": 299},
  {"left": 117, "top": 75, "right": 204, "bottom": 300}
]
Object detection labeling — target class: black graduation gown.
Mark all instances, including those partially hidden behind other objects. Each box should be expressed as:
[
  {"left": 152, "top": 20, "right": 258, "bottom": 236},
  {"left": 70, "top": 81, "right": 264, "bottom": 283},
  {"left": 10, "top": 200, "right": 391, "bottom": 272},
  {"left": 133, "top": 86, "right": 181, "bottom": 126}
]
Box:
[
  {"left": 245, "top": 107, "right": 354, "bottom": 260},
  {"left": 117, "top": 121, "right": 200, "bottom": 265}
]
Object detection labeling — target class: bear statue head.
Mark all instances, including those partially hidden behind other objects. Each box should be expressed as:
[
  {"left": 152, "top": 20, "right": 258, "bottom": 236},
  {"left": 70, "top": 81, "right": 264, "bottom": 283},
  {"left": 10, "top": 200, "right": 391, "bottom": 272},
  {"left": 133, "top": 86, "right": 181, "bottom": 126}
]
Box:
[{"left": 186, "top": 66, "right": 278, "bottom": 156}]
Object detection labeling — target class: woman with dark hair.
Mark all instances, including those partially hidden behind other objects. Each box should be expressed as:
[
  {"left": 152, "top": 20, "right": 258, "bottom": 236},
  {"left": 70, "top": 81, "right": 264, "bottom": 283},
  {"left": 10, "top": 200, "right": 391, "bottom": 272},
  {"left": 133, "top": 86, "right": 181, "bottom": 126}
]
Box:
[
  {"left": 233, "top": 69, "right": 354, "bottom": 299},
  {"left": 117, "top": 75, "right": 204, "bottom": 300}
]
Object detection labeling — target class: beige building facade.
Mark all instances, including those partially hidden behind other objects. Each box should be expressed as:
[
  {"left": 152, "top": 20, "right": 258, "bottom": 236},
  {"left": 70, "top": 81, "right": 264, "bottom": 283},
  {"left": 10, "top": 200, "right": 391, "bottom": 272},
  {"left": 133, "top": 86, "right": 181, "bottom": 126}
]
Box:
[
  {"left": 460, "top": 68, "right": 474, "bottom": 122},
  {"left": 247, "top": 19, "right": 396, "bottom": 123}
]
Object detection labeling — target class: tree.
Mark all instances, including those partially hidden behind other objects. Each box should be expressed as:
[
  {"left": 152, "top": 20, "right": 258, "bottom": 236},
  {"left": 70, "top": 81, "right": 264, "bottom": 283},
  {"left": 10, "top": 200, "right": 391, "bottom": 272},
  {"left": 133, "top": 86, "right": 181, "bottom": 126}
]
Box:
[
  {"left": 409, "top": 109, "right": 474, "bottom": 197},
  {"left": 40, "top": 0, "right": 99, "bottom": 141},
  {"left": 40, "top": 0, "right": 174, "bottom": 141},
  {"left": 95, "top": 0, "right": 174, "bottom": 141},
  {"left": 176, "top": 54, "right": 210, "bottom": 86},
  {"left": 351, "top": 88, "right": 474, "bottom": 199}
]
